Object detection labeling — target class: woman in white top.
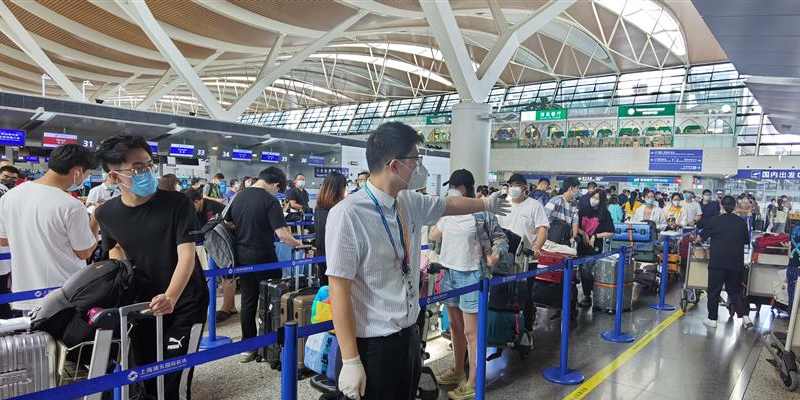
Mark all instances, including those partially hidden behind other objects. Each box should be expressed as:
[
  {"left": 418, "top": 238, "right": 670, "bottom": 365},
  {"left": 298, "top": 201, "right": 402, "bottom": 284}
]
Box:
[
  {"left": 632, "top": 190, "right": 667, "bottom": 230},
  {"left": 428, "top": 169, "right": 507, "bottom": 399}
]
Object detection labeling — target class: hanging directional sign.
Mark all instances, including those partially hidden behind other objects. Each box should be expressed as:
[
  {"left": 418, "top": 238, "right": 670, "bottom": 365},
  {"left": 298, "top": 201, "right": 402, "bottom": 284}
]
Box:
[
  {"left": 521, "top": 109, "right": 567, "bottom": 122},
  {"left": 648, "top": 149, "right": 702, "bottom": 172},
  {"left": 618, "top": 104, "right": 676, "bottom": 118}
]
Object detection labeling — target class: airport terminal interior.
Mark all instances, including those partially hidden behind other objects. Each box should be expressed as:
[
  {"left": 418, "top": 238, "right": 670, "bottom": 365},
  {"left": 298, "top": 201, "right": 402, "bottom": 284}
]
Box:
[{"left": 0, "top": 1, "right": 800, "bottom": 400}]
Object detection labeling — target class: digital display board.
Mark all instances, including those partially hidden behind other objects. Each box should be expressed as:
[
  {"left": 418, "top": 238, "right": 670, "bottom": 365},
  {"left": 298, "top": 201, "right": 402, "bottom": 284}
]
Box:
[
  {"left": 0, "top": 129, "right": 25, "bottom": 147},
  {"left": 147, "top": 141, "right": 159, "bottom": 154},
  {"left": 169, "top": 143, "right": 195, "bottom": 158},
  {"left": 307, "top": 156, "right": 325, "bottom": 166},
  {"left": 231, "top": 149, "right": 252, "bottom": 161},
  {"left": 42, "top": 132, "right": 78, "bottom": 148},
  {"left": 24, "top": 156, "right": 39, "bottom": 163},
  {"left": 260, "top": 151, "right": 282, "bottom": 164}
]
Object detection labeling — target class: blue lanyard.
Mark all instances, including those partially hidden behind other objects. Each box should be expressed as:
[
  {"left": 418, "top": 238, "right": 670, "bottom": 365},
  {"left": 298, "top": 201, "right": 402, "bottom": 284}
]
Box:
[{"left": 364, "top": 185, "right": 408, "bottom": 273}]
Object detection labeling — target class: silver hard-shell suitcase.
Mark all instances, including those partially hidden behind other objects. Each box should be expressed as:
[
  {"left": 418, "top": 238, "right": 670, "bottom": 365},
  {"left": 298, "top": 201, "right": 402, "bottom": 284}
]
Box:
[{"left": 0, "top": 325, "right": 57, "bottom": 399}]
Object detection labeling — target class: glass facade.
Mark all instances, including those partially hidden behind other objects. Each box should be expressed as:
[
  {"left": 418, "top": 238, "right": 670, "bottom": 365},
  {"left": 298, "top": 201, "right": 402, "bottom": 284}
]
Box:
[{"left": 239, "top": 62, "right": 792, "bottom": 155}]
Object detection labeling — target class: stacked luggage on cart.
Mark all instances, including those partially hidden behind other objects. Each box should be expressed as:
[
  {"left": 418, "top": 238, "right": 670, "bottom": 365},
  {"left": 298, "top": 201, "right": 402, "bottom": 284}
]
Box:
[
  {"left": 610, "top": 222, "right": 659, "bottom": 292},
  {"left": 592, "top": 254, "right": 639, "bottom": 313},
  {"left": 747, "top": 233, "right": 790, "bottom": 313}
]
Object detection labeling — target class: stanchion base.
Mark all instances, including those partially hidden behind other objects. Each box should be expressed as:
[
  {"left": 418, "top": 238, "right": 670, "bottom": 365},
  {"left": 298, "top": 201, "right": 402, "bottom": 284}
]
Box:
[
  {"left": 542, "top": 367, "right": 584, "bottom": 385},
  {"left": 649, "top": 303, "right": 677, "bottom": 311},
  {"left": 200, "top": 335, "right": 232, "bottom": 350},
  {"left": 601, "top": 330, "right": 636, "bottom": 343}
]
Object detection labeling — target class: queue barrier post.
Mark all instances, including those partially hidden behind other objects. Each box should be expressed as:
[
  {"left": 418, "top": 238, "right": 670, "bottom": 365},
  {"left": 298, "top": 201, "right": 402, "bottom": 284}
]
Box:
[
  {"left": 601, "top": 247, "right": 636, "bottom": 343},
  {"left": 475, "top": 277, "right": 490, "bottom": 400},
  {"left": 281, "top": 322, "right": 298, "bottom": 400},
  {"left": 649, "top": 236, "right": 676, "bottom": 312},
  {"left": 200, "top": 257, "right": 232, "bottom": 350},
  {"left": 542, "top": 259, "right": 584, "bottom": 385}
]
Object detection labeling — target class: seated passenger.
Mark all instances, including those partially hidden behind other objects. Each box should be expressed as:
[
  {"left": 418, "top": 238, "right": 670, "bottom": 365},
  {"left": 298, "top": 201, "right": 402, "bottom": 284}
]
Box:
[
  {"left": 631, "top": 191, "right": 667, "bottom": 230},
  {"left": 0, "top": 145, "right": 98, "bottom": 312},
  {"left": 428, "top": 169, "right": 507, "bottom": 399}
]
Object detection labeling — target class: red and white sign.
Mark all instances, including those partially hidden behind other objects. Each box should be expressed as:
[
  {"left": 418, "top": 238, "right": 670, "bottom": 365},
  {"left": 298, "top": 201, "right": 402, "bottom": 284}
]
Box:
[{"left": 42, "top": 132, "right": 78, "bottom": 148}]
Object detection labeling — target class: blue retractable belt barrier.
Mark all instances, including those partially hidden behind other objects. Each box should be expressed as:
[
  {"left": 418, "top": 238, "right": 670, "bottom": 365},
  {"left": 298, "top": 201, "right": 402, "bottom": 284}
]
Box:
[
  {"left": 601, "top": 247, "right": 637, "bottom": 343},
  {"left": 12, "top": 245, "right": 652, "bottom": 400},
  {"left": 286, "top": 221, "right": 315, "bottom": 227},
  {"left": 0, "top": 286, "right": 58, "bottom": 305},
  {"left": 0, "top": 252, "right": 9, "bottom": 261},
  {"left": 649, "top": 236, "right": 677, "bottom": 311},
  {"left": 13, "top": 332, "right": 277, "bottom": 400}
]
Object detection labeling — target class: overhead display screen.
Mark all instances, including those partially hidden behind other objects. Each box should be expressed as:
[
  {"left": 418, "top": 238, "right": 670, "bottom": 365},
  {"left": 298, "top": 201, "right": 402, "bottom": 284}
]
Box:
[
  {"left": 260, "top": 151, "right": 281, "bottom": 164},
  {"left": 231, "top": 149, "right": 253, "bottom": 161},
  {"left": 147, "top": 141, "right": 159, "bottom": 154},
  {"left": 169, "top": 143, "right": 195, "bottom": 158},
  {"left": 307, "top": 156, "right": 325, "bottom": 166},
  {"left": 0, "top": 129, "right": 25, "bottom": 147},
  {"left": 42, "top": 132, "right": 78, "bottom": 148}
]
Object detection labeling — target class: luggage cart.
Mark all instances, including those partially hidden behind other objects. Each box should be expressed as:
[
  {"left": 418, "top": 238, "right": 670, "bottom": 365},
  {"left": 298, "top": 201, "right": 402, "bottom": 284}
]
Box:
[
  {"left": 680, "top": 243, "right": 710, "bottom": 312},
  {"left": 763, "top": 277, "right": 800, "bottom": 391}
]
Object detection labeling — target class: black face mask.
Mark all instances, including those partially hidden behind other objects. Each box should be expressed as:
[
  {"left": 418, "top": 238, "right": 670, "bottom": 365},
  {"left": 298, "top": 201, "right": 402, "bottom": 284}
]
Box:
[{"left": 1, "top": 179, "right": 15, "bottom": 188}]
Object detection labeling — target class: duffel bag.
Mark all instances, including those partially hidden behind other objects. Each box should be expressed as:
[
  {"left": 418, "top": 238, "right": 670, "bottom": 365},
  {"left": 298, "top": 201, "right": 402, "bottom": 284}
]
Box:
[
  {"left": 489, "top": 277, "right": 528, "bottom": 311},
  {"left": 487, "top": 310, "right": 519, "bottom": 347}
]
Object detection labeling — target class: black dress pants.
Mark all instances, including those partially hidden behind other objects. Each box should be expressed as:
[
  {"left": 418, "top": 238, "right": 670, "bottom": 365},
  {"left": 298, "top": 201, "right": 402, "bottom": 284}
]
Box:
[
  {"left": 707, "top": 268, "right": 746, "bottom": 321},
  {"left": 0, "top": 273, "right": 11, "bottom": 319},
  {"left": 345, "top": 325, "right": 422, "bottom": 400}
]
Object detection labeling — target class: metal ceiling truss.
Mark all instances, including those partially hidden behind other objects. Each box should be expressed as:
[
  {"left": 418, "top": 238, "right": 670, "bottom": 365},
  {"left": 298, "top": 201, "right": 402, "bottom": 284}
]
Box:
[
  {"left": 422, "top": 0, "right": 577, "bottom": 102},
  {"left": 0, "top": 2, "right": 82, "bottom": 100}
]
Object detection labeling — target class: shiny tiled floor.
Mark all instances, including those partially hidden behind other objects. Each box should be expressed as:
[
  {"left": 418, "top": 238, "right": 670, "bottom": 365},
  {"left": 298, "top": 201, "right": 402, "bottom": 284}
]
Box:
[{"left": 194, "top": 284, "right": 798, "bottom": 400}]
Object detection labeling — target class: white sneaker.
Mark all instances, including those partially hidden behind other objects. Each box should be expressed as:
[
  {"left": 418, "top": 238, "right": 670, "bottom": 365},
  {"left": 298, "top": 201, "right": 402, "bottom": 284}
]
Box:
[
  {"left": 742, "top": 316, "right": 754, "bottom": 329},
  {"left": 703, "top": 318, "right": 717, "bottom": 328}
]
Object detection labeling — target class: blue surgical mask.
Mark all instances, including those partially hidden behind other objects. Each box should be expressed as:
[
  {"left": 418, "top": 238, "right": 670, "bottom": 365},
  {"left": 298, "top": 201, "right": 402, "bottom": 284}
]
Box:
[
  {"left": 67, "top": 170, "right": 84, "bottom": 192},
  {"left": 131, "top": 171, "right": 158, "bottom": 197},
  {"left": 218, "top": 181, "right": 227, "bottom": 194}
]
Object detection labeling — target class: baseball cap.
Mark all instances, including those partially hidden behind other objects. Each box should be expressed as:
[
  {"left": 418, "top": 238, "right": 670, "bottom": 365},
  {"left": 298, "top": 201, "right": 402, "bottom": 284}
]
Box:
[
  {"left": 443, "top": 169, "right": 475, "bottom": 187},
  {"left": 507, "top": 173, "right": 527, "bottom": 186}
]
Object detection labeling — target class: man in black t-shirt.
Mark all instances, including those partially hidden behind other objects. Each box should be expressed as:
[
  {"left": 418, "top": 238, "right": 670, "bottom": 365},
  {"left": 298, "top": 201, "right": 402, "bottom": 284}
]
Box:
[
  {"left": 228, "top": 166, "right": 302, "bottom": 363},
  {"left": 185, "top": 188, "right": 224, "bottom": 225},
  {"left": 699, "top": 195, "right": 752, "bottom": 329},
  {"left": 95, "top": 135, "right": 208, "bottom": 400},
  {"left": 286, "top": 173, "right": 310, "bottom": 213}
]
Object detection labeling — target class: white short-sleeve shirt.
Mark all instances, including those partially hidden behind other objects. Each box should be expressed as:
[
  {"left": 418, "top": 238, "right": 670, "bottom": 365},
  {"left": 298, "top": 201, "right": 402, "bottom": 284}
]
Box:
[
  {"left": 0, "top": 182, "right": 96, "bottom": 309},
  {"left": 497, "top": 197, "right": 550, "bottom": 244},
  {"left": 436, "top": 214, "right": 481, "bottom": 272},
  {"left": 325, "top": 181, "right": 445, "bottom": 338}
]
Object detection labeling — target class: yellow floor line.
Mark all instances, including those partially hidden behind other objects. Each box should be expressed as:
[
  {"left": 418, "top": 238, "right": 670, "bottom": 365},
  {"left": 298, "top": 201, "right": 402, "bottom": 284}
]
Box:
[{"left": 562, "top": 309, "right": 685, "bottom": 400}]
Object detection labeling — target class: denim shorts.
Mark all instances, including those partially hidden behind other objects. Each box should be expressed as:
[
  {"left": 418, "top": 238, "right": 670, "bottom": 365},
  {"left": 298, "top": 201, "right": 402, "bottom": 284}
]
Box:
[{"left": 441, "top": 268, "right": 482, "bottom": 313}]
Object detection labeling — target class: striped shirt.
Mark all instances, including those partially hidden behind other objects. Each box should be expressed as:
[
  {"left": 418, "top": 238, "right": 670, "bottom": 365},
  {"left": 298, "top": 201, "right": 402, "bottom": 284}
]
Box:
[
  {"left": 545, "top": 195, "right": 579, "bottom": 226},
  {"left": 325, "top": 181, "right": 446, "bottom": 338}
]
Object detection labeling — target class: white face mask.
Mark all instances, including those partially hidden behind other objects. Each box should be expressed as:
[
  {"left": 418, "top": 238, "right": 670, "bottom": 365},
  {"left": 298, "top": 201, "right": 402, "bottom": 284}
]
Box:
[
  {"left": 500, "top": 187, "right": 508, "bottom": 195},
  {"left": 509, "top": 186, "right": 524, "bottom": 199},
  {"left": 672, "top": 200, "right": 680, "bottom": 207},
  {"left": 67, "top": 169, "right": 85, "bottom": 192},
  {"left": 590, "top": 198, "right": 600, "bottom": 208},
  {"left": 296, "top": 180, "right": 306, "bottom": 189},
  {"left": 399, "top": 160, "right": 428, "bottom": 190}
]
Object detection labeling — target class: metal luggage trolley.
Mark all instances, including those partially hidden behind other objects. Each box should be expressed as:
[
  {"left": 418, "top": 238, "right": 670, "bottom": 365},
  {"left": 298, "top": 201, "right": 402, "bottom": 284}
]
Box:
[{"left": 680, "top": 242, "right": 710, "bottom": 312}]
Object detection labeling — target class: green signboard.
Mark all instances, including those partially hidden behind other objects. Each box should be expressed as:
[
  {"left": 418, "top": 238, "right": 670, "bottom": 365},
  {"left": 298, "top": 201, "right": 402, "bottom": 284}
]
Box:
[
  {"left": 618, "top": 104, "right": 676, "bottom": 118},
  {"left": 533, "top": 108, "right": 567, "bottom": 121},
  {"left": 425, "top": 113, "right": 451, "bottom": 125}
]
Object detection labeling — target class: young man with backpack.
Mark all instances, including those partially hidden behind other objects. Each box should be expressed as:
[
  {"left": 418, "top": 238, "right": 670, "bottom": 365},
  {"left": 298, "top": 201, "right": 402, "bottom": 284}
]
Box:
[
  {"left": 95, "top": 135, "right": 208, "bottom": 400},
  {"left": 545, "top": 177, "right": 581, "bottom": 245}
]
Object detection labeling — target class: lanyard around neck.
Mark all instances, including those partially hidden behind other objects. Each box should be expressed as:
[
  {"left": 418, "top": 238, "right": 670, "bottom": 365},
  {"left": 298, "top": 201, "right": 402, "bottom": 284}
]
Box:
[{"left": 363, "top": 185, "right": 409, "bottom": 273}]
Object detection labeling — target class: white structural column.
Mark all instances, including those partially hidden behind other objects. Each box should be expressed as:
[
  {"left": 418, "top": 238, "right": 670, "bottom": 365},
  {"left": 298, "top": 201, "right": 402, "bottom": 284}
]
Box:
[
  {"left": 225, "top": 10, "right": 368, "bottom": 120},
  {"left": 450, "top": 102, "right": 493, "bottom": 185},
  {"left": 680, "top": 175, "right": 694, "bottom": 192},
  {"left": 116, "top": 0, "right": 227, "bottom": 119},
  {"left": 137, "top": 51, "right": 223, "bottom": 110},
  {"left": 0, "top": 2, "right": 83, "bottom": 101},
  {"left": 420, "top": 0, "right": 575, "bottom": 102}
]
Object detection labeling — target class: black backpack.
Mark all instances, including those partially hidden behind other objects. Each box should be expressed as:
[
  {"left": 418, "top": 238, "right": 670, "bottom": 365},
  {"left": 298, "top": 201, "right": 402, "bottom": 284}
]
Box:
[{"left": 548, "top": 219, "right": 573, "bottom": 245}]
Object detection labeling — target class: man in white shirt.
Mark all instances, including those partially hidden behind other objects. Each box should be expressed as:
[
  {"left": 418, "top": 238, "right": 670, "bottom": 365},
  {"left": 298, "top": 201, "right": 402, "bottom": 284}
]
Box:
[
  {"left": 0, "top": 144, "right": 98, "bottom": 311},
  {"left": 0, "top": 164, "right": 18, "bottom": 318},
  {"left": 86, "top": 173, "right": 120, "bottom": 213},
  {"left": 325, "top": 122, "right": 510, "bottom": 400},
  {"left": 681, "top": 192, "right": 703, "bottom": 227},
  {"left": 497, "top": 173, "right": 549, "bottom": 254}
]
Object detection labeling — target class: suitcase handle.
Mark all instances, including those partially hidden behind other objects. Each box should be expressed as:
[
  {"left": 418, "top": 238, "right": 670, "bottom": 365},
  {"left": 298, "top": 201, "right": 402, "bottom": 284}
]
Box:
[{"left": 119, "top": 302, "right": 165, "bottom": 400}]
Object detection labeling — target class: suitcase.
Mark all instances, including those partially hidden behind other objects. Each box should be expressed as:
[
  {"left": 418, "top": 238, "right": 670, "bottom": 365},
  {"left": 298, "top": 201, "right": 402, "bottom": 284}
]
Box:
[
  {"left": 0, "top": 331, "right": 56, "bottom": 399},
  {"left": 291, "top": 292, "right": 317, "bottom": 371},
  {"left": 257, "top": 279, "right": 290, "bottom": 367},
  {"left": 489, "top": 276, "right": 528, "bottom": 311}
]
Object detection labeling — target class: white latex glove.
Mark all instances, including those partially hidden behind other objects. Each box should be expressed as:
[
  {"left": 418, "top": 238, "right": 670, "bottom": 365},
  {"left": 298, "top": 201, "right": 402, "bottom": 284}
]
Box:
[
  {"left": 483, "top": 192, "right": 511, "bottom": 216},
  {"left": 339, "top": 356, "right": 367, "bottom": 400}
]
